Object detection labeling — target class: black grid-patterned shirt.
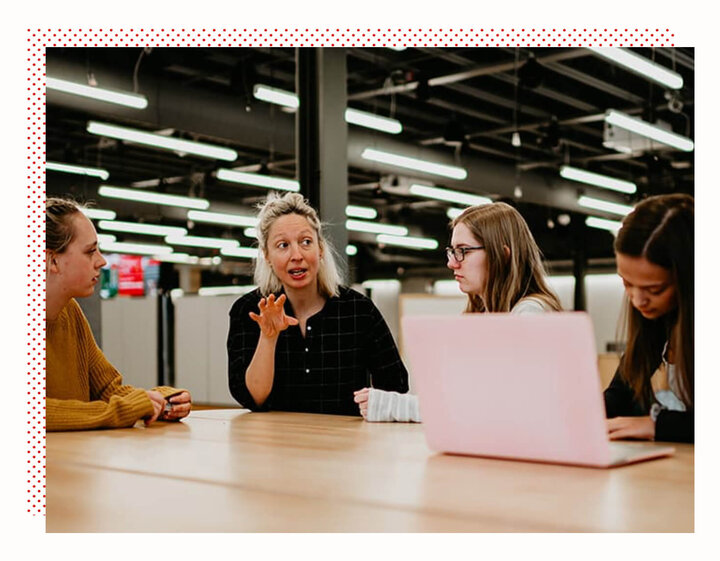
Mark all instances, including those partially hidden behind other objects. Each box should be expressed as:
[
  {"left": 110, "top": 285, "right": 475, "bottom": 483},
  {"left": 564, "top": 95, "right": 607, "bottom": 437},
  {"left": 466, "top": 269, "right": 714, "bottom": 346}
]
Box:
[{"left": 227, "top": 286, "right": 409, "bottom": 415}]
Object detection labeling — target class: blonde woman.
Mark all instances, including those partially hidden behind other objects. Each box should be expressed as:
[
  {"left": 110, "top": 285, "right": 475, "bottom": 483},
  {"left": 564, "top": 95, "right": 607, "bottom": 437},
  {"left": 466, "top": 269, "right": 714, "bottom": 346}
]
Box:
[
  {"left": 355, "top": 202, "right": 561, "bottom": 421},
  {"left": 227, "top": 192, "right": 408, "bottom": 415},
  {"left": 46, "top": 198, "right": 191, "bottom": 431}
]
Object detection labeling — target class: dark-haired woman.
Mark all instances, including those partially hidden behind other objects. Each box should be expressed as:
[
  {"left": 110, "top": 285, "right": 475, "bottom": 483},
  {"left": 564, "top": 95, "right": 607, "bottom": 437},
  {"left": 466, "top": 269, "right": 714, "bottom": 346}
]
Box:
[
  {"left": 46, "top": 197, "right": 191, "bottom": 431},
  {"left": 605, "top": 193, "right": 693, "bottom": 443}
]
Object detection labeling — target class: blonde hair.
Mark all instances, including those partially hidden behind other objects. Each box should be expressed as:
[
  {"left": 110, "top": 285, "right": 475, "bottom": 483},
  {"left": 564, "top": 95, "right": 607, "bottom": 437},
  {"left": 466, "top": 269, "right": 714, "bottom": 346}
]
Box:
[
  {"left": 451, "top": 202, "right": 561, "bottom": 313},
  {"left": 46, "top": 197, "right": 84, "bottom": 253},
  {"left": 254, "top": 192, "right": 342, "bottom": 298}
]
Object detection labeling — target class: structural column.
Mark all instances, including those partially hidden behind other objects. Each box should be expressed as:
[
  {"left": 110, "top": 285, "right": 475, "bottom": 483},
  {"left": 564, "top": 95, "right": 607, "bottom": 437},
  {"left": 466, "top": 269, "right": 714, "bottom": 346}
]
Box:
[{"left": 296, "top": 48, "right": 349, "bottom": 278}]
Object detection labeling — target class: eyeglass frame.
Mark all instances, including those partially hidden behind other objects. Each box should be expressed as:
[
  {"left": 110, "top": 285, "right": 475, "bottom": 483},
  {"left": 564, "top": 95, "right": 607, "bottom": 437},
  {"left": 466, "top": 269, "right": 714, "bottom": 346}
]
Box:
[{"left": 445, "top": 246, "right": 485, "bottom": 262}]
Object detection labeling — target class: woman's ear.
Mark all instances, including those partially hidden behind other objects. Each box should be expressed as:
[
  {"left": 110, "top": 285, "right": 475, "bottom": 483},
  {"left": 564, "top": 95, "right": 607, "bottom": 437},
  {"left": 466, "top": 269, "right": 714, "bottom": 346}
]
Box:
[
  {"left": 46, "top": 250, "right": 58, "bottom": 273},
  {"left": 503, "top": 245, "right": 511, "bottom": 259}
]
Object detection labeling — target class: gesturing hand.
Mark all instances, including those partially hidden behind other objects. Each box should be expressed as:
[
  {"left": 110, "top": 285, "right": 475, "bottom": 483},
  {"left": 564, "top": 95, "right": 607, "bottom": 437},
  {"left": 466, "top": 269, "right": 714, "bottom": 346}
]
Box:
[
  {"left": 606, "top": 416, "right": 656, "bottom": 441},
  {"left": 249, "top": 293, "right": 299, "bottom": 339}
]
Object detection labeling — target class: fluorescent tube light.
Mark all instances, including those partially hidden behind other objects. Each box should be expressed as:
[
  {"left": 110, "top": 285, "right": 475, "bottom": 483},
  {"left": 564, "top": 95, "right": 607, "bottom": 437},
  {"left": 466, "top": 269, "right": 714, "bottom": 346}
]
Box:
[
  {"left": 578, "top": 195, "right": 634, "bottom": 216},
  {"left": 588, "top": 48, "right": 683, "bottom": 90},
  {"left": 446, "top": 207, "right": 464, "bottom": 220},
  {"left": 377, "top": 234, "right": 439, "bottom": 250},
  {"left": 81, "top": 208, "right": 117, "bottom": 220},
  {"left": 346, "top": 244, "right": 358, "bottom": 256},
  {"left": 346, "top": 219, "right": 408, "bottom": 236},
  {"left": 220, "top": 246, "right": 260, "bottom": 259},
  {"left": 152, "top": 253, "right": 199, "bottom": 264},
  {"left": 586, "top": 216, "right": 623, "bottom": 233},
  {"left": 345, "top": 205, "right": 378, "bottom": 220},
  {"left": 87, "top": 121, "right": 238, "bottom": 161},
  {"left": 98, "top": 220, "right": 188, "bottom": 237},
  {"left": 187, "top": 210, "right": 258, "bottom": 228},
  {"left": 253, "top": 84, "right": 299, "bottom": 109},
  {"left": 216, "top": 169, "right": 300, "bottom": 192},
  {"left": 96, "top": 234, "right": 117, "bottom": 245},
  {"left": 98, "top": 185, "right": 210, "bottom": 210},
  {"left": 345, "top": 109, "right": 402, "bottom": 134},
  {"left": 560, "top": 166, "right": 637, "bottom": 194},
  {"left": 99, "top": 240, "right": 173, "bottom": 255},
  {"left": 198, "top": 285, "right": 258, "bottom": 296},
  {"left": 165, "top": 235, "right": 240, "bottom": 250},
  {"left": 198, "top": 256, "right": 223, "bottom": 266},
  {"left": 47, "top": 77, "right": 149, "bottom": 109},
  {"left": 410, "top": 184, "right": 491, "bottom": 206},
  {"left": 604, "top": 110, "right": 694, "bottom": 152},
  {"left": 362, "top": 148, "right": 468, "bottom": 180},
  {"left": 243, "top": 228, "right": 258, "bottom": 239},
  {"left": 253, "top": 84, "right": 403, "bottom": 134},
  {"left": 46, "top": 161, "right": 109, "bottom": 180}
]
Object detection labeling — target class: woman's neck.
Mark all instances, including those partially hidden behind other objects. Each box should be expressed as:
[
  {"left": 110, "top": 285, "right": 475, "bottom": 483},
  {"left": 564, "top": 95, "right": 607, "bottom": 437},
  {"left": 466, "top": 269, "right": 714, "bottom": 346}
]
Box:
[
  {"left": 46, "top": 287, "right": 69, "bottom": 322},
  {"left": 284, "top": 284, "right": 326, "bottom": 320}
]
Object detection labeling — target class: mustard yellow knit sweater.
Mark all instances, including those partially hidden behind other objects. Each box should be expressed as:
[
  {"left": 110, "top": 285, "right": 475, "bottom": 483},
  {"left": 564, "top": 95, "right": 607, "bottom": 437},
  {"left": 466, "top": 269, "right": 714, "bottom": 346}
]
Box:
[{"left": 46, "top": 299, "right": 183, "bottom": 431}]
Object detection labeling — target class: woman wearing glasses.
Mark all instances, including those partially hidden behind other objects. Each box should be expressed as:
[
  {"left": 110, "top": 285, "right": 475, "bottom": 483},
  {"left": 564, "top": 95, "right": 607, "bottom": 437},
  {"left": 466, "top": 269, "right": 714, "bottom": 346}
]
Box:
[
  {"left": 355, "top": 202, "right": 562, "bottom": 421},
  {"left": 227, "top": 192, "right": 409, "bottom": 415},
  {"left": 604, "top": 194, "right": 693, "bottom": 443},
  {"left": 46, "top": 198, "right": 192, "bottom": 431}
]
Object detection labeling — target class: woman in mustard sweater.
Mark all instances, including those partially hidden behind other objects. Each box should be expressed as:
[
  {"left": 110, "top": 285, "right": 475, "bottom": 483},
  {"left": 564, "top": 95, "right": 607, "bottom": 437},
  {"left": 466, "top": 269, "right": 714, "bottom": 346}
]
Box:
[{"left": 46, "top": 197, "right": 191, "bottom": 431}]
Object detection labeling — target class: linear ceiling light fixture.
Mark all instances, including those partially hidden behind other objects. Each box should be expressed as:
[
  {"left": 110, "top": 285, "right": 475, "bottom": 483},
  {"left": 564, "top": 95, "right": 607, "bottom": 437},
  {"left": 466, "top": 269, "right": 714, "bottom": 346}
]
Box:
[
  {"left": 559, "top": 166, "right": 637, "bottom": 194},
  {"left": 446, "top": 208, "right": 464, "bottom": 220},
  {"left": 187, "top": 210, "right": 258, "bottom": 228},
  {"left": 165, "top": 235, "right": 240, "bottom": 250},
  {"left": 152, "top": 252, "right": 199, "bottom": 264},
  {"left": 344, "top": 109, "right": 402, "bottom": 134},
  {"left": 346, "top": 219, "right": 408, "bottom": 236},
  {"left": 81, "top": 208, "right": 117, "bottom": 220},
  {"left": 377, "top": 234, "right": 439, "bottom": 250},
  {"left": 46, "top": 161, "right": 110, "bottom": 181},
  {"left": 98, "top": 185, "right": 210, "bottom": 210},
  {"left": 361, "top": 148, "right": 468, "bottom": 180},
  {"left": 98, "top": 220, "right": 188, "bottom": 237},
  {"left": 345, "top": 205, "right": 378, "bottom": 220},
  {"left": 585, "top": 216, "right": 623, "bottom": 233},
  {"left": 578, "top": 195, "right": 634, "bottom": 216},
  {"left": 219, "top": 246, "right": 260, "bottom": 259},
  {"left": 47, "top": 77, "right": 149, "bottom": 109},
  {"left": 216, "top": 169, "right": 300, "bottom": 192},
  {"left": 345, "top": 244, "right": 358, "bottom": 256},
  {"left": 587, "top": 48, "right": 684, "bottom": 90},
  {"left": 252, "top": 84, "right": 299, "bottom": 109},
  {"left": 604, "top": 110, "right": 694, "bottom": 152},
  {"left": 410, "top": 184, "right": 491, "bottom": 206},
  {"left": 99, "top": 240, "right": 173, "bottom": 256},
  {"left": 252, "top": 84, "right": 402, "bottom": 134},
  {"left": 87, "top": 121, "right": 238, "bottom": 161}
]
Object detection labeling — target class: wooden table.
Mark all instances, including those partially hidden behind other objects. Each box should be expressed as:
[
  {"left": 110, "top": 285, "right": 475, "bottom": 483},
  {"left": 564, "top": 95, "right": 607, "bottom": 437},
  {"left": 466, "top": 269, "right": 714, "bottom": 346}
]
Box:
[{"left": 46, "top": 410, "right": 693, "bottom": 532}]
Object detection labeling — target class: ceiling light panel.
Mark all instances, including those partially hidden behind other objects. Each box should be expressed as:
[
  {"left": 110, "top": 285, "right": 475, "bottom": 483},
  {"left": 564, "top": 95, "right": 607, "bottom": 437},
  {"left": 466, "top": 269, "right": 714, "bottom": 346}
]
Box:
[
  {"left": 361, "top": 148, "right": 468, "bottom": 180},
  {"left": 47, "top": 77, "right": 149, "bottom": 109},
  {"left": 98, "top": 185, "right": 210, "bottom": 210}
]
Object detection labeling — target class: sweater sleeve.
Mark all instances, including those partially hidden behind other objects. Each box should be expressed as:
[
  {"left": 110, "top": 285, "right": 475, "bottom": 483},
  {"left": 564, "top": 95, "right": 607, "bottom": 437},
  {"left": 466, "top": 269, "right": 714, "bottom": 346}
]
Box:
[
  {"left": 46, "top": 389, "right": 154, "bottom": 432},
  {"left": 227, "top": 293, "right": 267, "bottom": 411},
  {"left": 603, "top": 366, "right": 644, "bottom": 418},
  {"left": 655, "top": 409, "right": 694, "bottom": 443}
]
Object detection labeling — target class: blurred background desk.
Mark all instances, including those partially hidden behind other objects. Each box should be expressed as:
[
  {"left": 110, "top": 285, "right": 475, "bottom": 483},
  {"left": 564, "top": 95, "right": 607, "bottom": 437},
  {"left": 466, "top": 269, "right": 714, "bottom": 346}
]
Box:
[{"left": 46, "top": 410, "right": 693, "bottom": 532}]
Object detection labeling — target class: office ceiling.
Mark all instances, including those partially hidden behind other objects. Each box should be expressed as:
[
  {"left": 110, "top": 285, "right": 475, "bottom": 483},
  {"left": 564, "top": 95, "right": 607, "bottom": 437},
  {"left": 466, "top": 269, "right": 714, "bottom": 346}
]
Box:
[{"left": 46, "top": 46, "right": 695, "bottom": 285}]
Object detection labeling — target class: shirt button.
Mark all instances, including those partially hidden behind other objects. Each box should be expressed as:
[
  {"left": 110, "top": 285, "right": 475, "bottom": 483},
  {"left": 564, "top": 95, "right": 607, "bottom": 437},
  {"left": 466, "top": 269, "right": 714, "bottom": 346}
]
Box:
[
  {"left": 307, "top": 326, "right": 312, "bottom": 331},
  {"left": 305, "top": 348, "right": 309, "bottom": 352},
  {"left": 305, "top": 369, "right": 310, "bottom": 373}
]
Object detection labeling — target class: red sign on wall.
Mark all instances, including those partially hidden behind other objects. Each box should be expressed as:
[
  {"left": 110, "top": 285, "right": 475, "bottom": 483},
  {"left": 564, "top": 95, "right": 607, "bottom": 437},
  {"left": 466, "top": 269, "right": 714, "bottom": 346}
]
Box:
[{"left": 117, "top": 255, "right": 145, "bottom": 296}]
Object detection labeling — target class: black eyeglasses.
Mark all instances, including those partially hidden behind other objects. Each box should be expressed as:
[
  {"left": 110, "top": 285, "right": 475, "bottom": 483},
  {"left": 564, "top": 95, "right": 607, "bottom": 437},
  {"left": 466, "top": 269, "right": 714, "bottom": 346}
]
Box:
[{"left": 445, "top": 246, "right": 485, "bottom": 262}]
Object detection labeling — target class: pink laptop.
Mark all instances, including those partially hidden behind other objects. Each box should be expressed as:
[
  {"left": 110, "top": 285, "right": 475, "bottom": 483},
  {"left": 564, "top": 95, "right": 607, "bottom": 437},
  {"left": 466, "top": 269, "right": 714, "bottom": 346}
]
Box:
[{"left": 402, "top": 313, "right": 675, "bottom": 468}]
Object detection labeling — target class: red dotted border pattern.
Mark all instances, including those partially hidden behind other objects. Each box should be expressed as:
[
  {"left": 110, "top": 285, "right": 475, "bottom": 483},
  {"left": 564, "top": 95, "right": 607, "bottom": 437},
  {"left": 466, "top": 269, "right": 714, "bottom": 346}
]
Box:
[{"left": 28, "top": 28, "right": 677, "bottom": 517}]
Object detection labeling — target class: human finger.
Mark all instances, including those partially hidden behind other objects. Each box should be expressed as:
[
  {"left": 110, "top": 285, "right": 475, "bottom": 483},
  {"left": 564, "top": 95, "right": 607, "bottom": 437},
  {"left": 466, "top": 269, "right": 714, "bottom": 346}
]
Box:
[
  {"left": 249, "top": 312, "right": 261, "bottom": 323},
  {"left": 168, "top": 391, "right": 191, "bottom": 404},
  {"left": 145, "top": 400, "right": 163, "bottom": 425}
]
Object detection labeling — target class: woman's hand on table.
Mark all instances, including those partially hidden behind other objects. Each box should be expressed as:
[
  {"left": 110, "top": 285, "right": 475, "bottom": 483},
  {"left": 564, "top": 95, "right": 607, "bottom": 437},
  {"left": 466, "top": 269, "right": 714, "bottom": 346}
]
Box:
[
  {"left": 162, "top": 391, "right": 192, "bottom": 421},
  {"left": 144, "top": 390, "right": 166, "bottom": 425},
  {"left": 606, "top": 416, "right": 655, "bottom": 440},
  {"left": 249, "top": 293, "right": 299, "bottom": 339},
  {"left": 353, "top": 387, "right": 370, "bottom": 419}
]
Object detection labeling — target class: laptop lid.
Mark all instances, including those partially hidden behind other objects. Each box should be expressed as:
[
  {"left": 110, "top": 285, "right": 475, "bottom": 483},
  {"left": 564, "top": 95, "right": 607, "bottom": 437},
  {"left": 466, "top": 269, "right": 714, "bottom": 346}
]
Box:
[{"left": 403, "top": 313, "right": 649, "bottom": 467}]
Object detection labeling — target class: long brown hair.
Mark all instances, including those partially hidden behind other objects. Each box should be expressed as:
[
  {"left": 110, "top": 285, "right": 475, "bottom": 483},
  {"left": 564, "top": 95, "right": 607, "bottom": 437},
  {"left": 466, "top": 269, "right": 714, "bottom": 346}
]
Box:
[
  {"left": 614, "top": 193, "right": 694, "bottom": 408},
  {"left": 451, "top": 202, "right": 562, "bottom": 313}
]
